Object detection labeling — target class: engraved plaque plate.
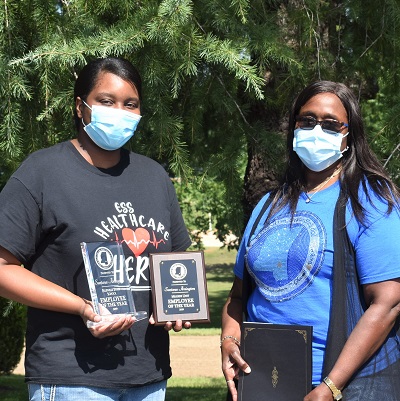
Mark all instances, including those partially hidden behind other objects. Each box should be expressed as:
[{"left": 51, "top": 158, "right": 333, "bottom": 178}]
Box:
[{"left": 149, "top": 251, "right": 210, "bottom": 325}]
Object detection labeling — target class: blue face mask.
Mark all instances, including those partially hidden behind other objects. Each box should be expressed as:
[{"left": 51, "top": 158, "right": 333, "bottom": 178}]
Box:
[
  {"left": 81, "top": 101, "right": 141, "bottom": 151},
  {"left": 293, "top": 125, "right": 349, "bottom": 172}
]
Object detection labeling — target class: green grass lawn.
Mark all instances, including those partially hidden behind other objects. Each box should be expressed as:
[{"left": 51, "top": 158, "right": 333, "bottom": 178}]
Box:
[
  {"left": 0, "top": 375, "right": 27, "bottom": 401},
  {"left": 0, "top": 247, "right": 236, "bottom": 401},
  {"left": 166, "top": 377, "right": 228, "bottom": 401}
]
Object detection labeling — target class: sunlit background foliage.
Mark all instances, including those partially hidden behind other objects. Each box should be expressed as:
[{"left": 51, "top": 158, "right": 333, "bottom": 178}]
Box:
[{"left": 0, "top": 0, "right": 399, "bottom": 243}]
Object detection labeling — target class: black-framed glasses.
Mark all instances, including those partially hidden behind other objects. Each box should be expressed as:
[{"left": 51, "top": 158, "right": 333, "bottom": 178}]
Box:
[{"left": 295, "top": 115, "right": 348, "bottom": 133}]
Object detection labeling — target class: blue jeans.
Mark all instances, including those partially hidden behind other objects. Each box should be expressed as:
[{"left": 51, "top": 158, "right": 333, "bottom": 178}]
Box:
[{"left": 28, "top": 381, "right": 167, "bottom": 401}]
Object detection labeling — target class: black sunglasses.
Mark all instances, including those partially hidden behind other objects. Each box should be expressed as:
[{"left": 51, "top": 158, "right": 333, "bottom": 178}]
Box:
[{"left": 295, "top": 116, "right": 348, "bottom": 134}]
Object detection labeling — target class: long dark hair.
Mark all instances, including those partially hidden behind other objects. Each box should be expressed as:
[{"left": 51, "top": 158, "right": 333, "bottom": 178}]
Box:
[
  {"left": 73, "top": 57, "right": 142, "bottom": 130},
  {"left": 268, "top": 80, "right": 399, "bottom": 224}
]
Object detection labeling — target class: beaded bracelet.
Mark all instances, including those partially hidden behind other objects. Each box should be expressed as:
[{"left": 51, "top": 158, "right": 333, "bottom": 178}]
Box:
[{"left": 220, "top": 335, "right": 241, "bottom": 347}]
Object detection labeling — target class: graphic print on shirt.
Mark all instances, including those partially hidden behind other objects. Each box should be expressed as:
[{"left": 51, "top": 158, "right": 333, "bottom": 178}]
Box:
[
  {"left": 246, "top": 211, "right": 327, "bottom": 302},
  {"left": 92, "top": 201, "right": 170, "bottom": 292}
]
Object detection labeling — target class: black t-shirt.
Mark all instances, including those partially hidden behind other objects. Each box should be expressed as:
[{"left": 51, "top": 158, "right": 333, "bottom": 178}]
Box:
[{"left": 0, "top": 141, "right": 191, "bottom": 387}]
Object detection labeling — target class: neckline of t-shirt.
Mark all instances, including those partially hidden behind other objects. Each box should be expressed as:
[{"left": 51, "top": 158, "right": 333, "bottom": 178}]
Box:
[
  {"left": 301, "top": 179, "right": 340, "bottom": 203},
  {"left": 66, "top": 140, "right": 129, "bottom": 176}
]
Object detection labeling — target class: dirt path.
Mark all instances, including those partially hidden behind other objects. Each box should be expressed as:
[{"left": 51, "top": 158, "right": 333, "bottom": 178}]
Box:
[
  {"left": 170, "top": 335, "right": 221, "bottom": 378},
  {"left": 13, "top": 335, "right": 222, "bottom": 378}
]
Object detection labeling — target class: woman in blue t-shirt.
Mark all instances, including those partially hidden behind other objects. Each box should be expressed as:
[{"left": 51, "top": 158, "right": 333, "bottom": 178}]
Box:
[{"left": 221, "top": 81, "right": 400, "bottom": 401}]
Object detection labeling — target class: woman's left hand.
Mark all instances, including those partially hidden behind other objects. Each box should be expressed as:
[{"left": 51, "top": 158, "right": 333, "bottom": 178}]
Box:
[
  {"left": 81, "top": 300, "right": 135, "bottom": 338},
  {"left": 87, "top": 314, "right": 136, "bottom": 338},
  {"left": 149, "top": 314, "right": 191, "bottom": 331}
]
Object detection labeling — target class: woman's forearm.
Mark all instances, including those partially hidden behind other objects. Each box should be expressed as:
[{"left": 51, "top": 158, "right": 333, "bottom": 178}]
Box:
[
  {"left": 221, "top": 277, "right": 243, "bottom": 339},
  {"left": 221, "top": 296, "right": 242, "bottom": 348},
  {"left": 0, "top": 263, "right": 86, "bottom": 315},
  {"left": 324, "top": 278, "right": 400, "bottom": 392},
  {"left": 327, "top": 300, "right": 399, "bottom": 390}
]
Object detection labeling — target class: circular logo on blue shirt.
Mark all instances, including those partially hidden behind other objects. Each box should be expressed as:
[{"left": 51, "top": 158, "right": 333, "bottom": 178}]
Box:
[{"left": 246, "top": 211, "right": 326, "bottom": 302}]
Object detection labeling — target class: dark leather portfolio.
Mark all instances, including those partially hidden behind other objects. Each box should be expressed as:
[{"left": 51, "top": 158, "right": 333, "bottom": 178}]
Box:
[{"left": 238, "top": 322, "right": 312, "bottom": 401}]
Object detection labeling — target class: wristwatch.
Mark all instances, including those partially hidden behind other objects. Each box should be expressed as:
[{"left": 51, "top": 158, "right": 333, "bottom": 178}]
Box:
[{"left": 323, "top": 377, "right": 342, "bottom": 400}]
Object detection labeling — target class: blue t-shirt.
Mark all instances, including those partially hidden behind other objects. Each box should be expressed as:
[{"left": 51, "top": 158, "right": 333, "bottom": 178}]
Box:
[{"left": 234, "top": 180, "right": 400, "bottom": 384}]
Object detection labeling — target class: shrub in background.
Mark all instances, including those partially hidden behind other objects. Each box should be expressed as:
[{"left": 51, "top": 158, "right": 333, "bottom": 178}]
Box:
[{"left": 0, "top": 299, "right": 26, "bottom": 375}]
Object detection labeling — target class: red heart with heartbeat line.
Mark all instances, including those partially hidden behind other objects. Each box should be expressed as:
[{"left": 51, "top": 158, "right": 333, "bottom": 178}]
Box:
[{"left": 121, "top": 227, "right": 150, "bottom": 257}]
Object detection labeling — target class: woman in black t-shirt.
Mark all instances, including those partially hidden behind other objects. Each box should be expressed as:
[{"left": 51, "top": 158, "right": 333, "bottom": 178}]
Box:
[{"left": 0, "top": 57, "right": 192, "bottom": 401}]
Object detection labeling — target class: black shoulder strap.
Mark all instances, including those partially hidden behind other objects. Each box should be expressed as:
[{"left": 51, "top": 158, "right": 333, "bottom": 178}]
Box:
[
  {"left": 322, "top": 191, "right": 350, "bottom": 376},
  {"left": 246, "top": 195, "right": 273, "bottom": 248},
  {"left": 242, "top": 195, "right": 273, "bottom": 319}
]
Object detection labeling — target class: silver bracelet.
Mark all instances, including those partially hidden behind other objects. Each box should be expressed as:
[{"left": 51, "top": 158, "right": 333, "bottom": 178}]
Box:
[{"left": 220, "top": 335, "right": 240, "bottom": 347}]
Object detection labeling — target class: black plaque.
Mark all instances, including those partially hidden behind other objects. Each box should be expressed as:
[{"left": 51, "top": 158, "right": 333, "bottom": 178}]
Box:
[
  {"left": 238, "top": 322, "right": 312, "bottom": 401},
  {"left": 149, "top": 251, "right": 210, "bottom": 324}
]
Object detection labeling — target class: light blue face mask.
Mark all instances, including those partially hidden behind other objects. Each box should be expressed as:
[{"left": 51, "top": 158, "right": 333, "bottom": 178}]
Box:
[
  {"left": 81, "top": 101, "right": 141, "bottom": 151},
  {"left": 293, "top": 125, "right": 349, "bottom": 172}
]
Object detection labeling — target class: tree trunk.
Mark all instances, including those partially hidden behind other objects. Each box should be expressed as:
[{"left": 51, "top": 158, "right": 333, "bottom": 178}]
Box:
[{"left": 242, "top": 99, "right": 284, "bottom": 227}]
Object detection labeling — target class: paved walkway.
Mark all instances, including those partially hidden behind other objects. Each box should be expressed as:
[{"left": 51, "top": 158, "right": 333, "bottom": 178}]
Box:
[{"left": 14, "top": 335, "right": 222, "bottom": 378}]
